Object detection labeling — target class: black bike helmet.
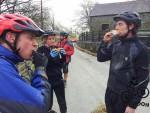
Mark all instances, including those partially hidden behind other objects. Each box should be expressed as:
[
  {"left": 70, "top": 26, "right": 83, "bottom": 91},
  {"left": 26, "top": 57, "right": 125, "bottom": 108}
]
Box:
[
  {"left": 43, "top": 30, "right": 56, "bottom": 36},
  {"left": 113, "top": 12, "right": 141, "bottom": 28},
  {"left": 60, "top": 31, "right": 69, "bottom": 37}
]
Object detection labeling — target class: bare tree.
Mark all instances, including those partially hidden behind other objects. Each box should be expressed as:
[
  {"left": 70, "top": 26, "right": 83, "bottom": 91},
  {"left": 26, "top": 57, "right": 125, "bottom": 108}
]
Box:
[
  {"left": 0, "top": 0, "right": 5, "bottom": 5},
  {"left": 0, "top": 0, "right": 32, "bottom": 13},
  {"left": 77, "top": 0, "right": 95, "bottom": 31},
  {"left": 0, "top": 0, "right": 52, "bottom": 30},
  {"left": 1, "top": 0, "right": 33, "bottom": 13},
  {"left": 0, "top": 0, "right": 64, "bottom": 31}
]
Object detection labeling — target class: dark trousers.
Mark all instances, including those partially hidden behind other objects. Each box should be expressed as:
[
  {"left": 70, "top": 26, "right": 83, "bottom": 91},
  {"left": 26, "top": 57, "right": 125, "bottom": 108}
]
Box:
[
  {"left": 63, "top": 63, "right": 69, "bottom": 73},
  {"left": 49, "top": 80, "right": 67, "bottom": 113},
  {"left": 105, "top": 88, "right": 128, "bottom": 113}
]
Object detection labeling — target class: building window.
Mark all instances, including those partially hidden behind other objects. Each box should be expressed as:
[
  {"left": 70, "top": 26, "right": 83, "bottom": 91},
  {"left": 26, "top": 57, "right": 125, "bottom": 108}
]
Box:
[{"left": 101, "top": 24, "right": 109, "bottom": 32}]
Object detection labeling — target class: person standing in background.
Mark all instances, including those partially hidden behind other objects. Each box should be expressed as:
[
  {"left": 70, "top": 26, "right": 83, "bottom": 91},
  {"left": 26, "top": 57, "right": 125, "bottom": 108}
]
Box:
[
  {"left": 37, "top": 31, "right": 67, "bottom": 113},
  {"left": 57, "top": 32, "right": 74, "bottom": 87}
]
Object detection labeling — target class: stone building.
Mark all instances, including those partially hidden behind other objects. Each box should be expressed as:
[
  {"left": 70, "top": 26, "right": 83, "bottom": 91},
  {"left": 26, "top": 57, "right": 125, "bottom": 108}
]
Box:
[
  {"left": 89, "top": 0, "right": 150, "bottom": 40},
  {"left": 78, "top": 0, "right": 150, "bottom": 53}
]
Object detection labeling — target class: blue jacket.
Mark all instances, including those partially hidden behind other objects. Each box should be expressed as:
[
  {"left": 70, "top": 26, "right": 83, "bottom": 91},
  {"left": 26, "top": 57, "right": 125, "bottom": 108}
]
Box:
[
  {"left": 37, "top": 46, "right": 66, "bottom": 85},
  {"left": 0, "top": 45, "right": 51, "bottom": 113}
]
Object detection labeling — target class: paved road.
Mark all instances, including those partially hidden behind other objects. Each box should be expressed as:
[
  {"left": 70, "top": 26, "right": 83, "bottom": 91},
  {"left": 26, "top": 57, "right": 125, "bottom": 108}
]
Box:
[{"left": 52, "top": 48, "right": 150, "bottom": 113}]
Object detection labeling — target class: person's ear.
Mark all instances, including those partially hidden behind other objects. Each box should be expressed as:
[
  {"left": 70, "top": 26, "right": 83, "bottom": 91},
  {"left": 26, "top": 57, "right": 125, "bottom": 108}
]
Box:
[
  {"left": 129, "top": 24, "right": 134, "bottom": 30},
  {"left": 5, "top": 32, "right": 16, "bottom": 44}
]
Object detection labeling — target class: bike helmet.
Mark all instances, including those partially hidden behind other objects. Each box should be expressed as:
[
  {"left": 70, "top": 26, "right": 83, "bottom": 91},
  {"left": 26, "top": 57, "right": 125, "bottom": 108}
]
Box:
[
  {"left": 0, "top": 13, "right": 44, "bottom": 37},
  {"left": 113, "top": 12, "right": 141, "bottom": 28},
  {"left": 60, "top": 31, "right": 69, "bottom": 37},
  {"left": 43, "top": 30, "right": 56, "bottom": 36}
]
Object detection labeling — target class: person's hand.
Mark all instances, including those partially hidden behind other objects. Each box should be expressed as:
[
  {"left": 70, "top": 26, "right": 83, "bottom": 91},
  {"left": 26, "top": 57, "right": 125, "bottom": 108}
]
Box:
[
  {"left": 103, "top": 31, "right": 114, "bottom": 43},
  {"left": 32, "top": 51, "right": 48, "bottom": 68},
  {"left": 50, "top": 49, "right": 59, "bottom": 58},
  {"left": 124, "top": 106, "right": 135, "bottom": 113},
  {"left": 60, "top": 48, "right": 66, "bottom": 55},
  {"left": 62, "top": 79, "right": 67, "bottom": 88}
]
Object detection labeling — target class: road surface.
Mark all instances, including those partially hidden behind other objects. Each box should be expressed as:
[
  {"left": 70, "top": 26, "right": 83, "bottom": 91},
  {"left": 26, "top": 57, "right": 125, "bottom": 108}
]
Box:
[{"left": 52, "top": 48, "right": 150, "bottom": 113}]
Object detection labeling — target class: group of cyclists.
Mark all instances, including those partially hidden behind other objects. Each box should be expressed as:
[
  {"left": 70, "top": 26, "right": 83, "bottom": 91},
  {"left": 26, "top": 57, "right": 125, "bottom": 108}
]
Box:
[
  {"left": 37, "top": 31, "right": 74, "bottom": 113},
  {"left": 0, "top": 13, "right": 74, "bottom": 113},
  {"left": 0, "top": 11, "right": 149, "bottom": 113}
]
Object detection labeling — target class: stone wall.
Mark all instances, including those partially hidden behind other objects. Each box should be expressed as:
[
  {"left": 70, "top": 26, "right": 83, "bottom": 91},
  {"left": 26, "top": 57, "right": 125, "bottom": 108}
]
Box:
[
  {"left": 77, "top": 35, "right": 150, "bottom": 56},
  {"left": 90, "top": 12, "right": 150, "bottom": 36},
  {"left": 140, "top": 12, "right": 150, "bottom": 31},
  {"left": 77, "top": 41, "right": 100, "bottom": 53}
]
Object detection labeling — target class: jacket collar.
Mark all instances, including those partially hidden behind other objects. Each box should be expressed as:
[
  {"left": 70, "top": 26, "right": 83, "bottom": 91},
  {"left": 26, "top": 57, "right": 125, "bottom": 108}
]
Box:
[
  {"left": 0, "top": 45, "right": 23, "bottom": 64},
  {"left": 119, "top": 36, "right": 138, "bottom": 42}
]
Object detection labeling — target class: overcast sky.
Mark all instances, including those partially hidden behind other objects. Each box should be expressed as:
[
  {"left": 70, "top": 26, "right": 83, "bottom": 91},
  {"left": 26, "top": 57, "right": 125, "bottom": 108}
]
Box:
[{"left": 40, "top": 0, "right": 134, "bottom": 29}]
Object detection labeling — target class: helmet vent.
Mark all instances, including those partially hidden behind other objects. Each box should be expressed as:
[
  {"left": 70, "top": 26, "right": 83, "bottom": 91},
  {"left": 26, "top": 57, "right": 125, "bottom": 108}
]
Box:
[
  {"left": 4, "top": 16, "right": 12, "bottom": 19},
  {"left": 15, "top": 20, "right": 27, "bottom": 26}
]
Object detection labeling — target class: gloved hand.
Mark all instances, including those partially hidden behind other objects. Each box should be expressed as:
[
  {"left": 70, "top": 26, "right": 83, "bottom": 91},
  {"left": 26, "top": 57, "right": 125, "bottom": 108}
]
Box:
[
  {"left": 60, "top": 48, "right": 66, "bottom": 56},
  {"left": 32, "top": 51, "right": 48, "bottom": 68},
  {"left": 50, "top": 49, "right": 59, "bottom": 58},
  {"left": 63, "top": 79, "right": 67, "bottom": 88}
]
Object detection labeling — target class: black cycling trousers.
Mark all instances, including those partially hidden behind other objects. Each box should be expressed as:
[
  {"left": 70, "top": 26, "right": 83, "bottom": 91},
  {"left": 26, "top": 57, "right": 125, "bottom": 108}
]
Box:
[
  {"left": 105, "top": 88, "right": 128, "bottom": 113},
  {"left": 63, "top": 63, "right": 69, "bottom": 74},
  {"left": 49, "top": 81, "right": 67, "bottom": 113}
]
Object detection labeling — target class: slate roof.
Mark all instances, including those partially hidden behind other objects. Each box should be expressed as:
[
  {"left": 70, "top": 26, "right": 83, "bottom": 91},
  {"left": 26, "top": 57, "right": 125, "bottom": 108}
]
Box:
[{"left": 90, "top": 0, "right": 150, "bottom": 17}]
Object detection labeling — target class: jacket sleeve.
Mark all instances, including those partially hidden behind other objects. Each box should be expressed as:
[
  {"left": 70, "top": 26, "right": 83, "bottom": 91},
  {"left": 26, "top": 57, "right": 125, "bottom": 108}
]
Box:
[
  {"left": 48, "top": 52, "right": 66, "bottom": 65},
  {"left": 37, "top": 47, "right": 65, "bottom": 66},
  {"left": 31, "top": 67, "right": 51, "bottom": 111},
  {"left": 0, "top": 58, "right": 51, "bottom": 113},
  {"left": 128, "top": 47, "right": 149, "bottom": 109},
  {"left": 97, "top": 40, "right": 113, "bottom": 62},
  {"left": 64, "top": 43, "right": 74, "bottom": 56}
]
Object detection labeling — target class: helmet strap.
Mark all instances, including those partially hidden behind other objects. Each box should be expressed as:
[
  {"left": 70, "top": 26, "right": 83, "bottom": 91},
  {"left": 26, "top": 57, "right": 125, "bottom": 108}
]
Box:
[
  {"left": 125, "top": 25, "right": 131, "bottom": 37},
  {"left": 2, "top": 32, "right": 21, "bottom": 55},
  {"left": 3, "top": 39, "right": 14, "bottom": 50},
  {"left": 13, "top": 33, "right": 21, "bottom": 55}
]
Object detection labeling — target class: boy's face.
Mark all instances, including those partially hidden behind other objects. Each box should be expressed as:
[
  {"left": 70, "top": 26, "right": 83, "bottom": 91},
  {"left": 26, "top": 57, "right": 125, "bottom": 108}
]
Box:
[
  {"left": 60, "top": 35, "right": 65, "bottom": 40},
  {"left": 46, "top": 35, "right": 55, "bottom": 46},
  {"left": 16, "top": 31, "right": 38, "bottom": 60}
]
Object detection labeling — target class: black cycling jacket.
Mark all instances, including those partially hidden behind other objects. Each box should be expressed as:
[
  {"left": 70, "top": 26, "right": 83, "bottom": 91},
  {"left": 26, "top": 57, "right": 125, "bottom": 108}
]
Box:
[
  {"left": 97, "top": 36, "right": 149, "bottom": 108},
  {"left": 37, "top": 46, "right": 66, "bottom": 86}
]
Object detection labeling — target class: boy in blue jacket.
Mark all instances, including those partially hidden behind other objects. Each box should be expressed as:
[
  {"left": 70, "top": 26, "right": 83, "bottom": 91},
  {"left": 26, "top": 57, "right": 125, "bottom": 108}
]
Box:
[
  {"left": 0, "top": 13, "right": 51, "bottom": 113},
  {"left": 37, "top": 31, "right": 67, "bottom": 113}
]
